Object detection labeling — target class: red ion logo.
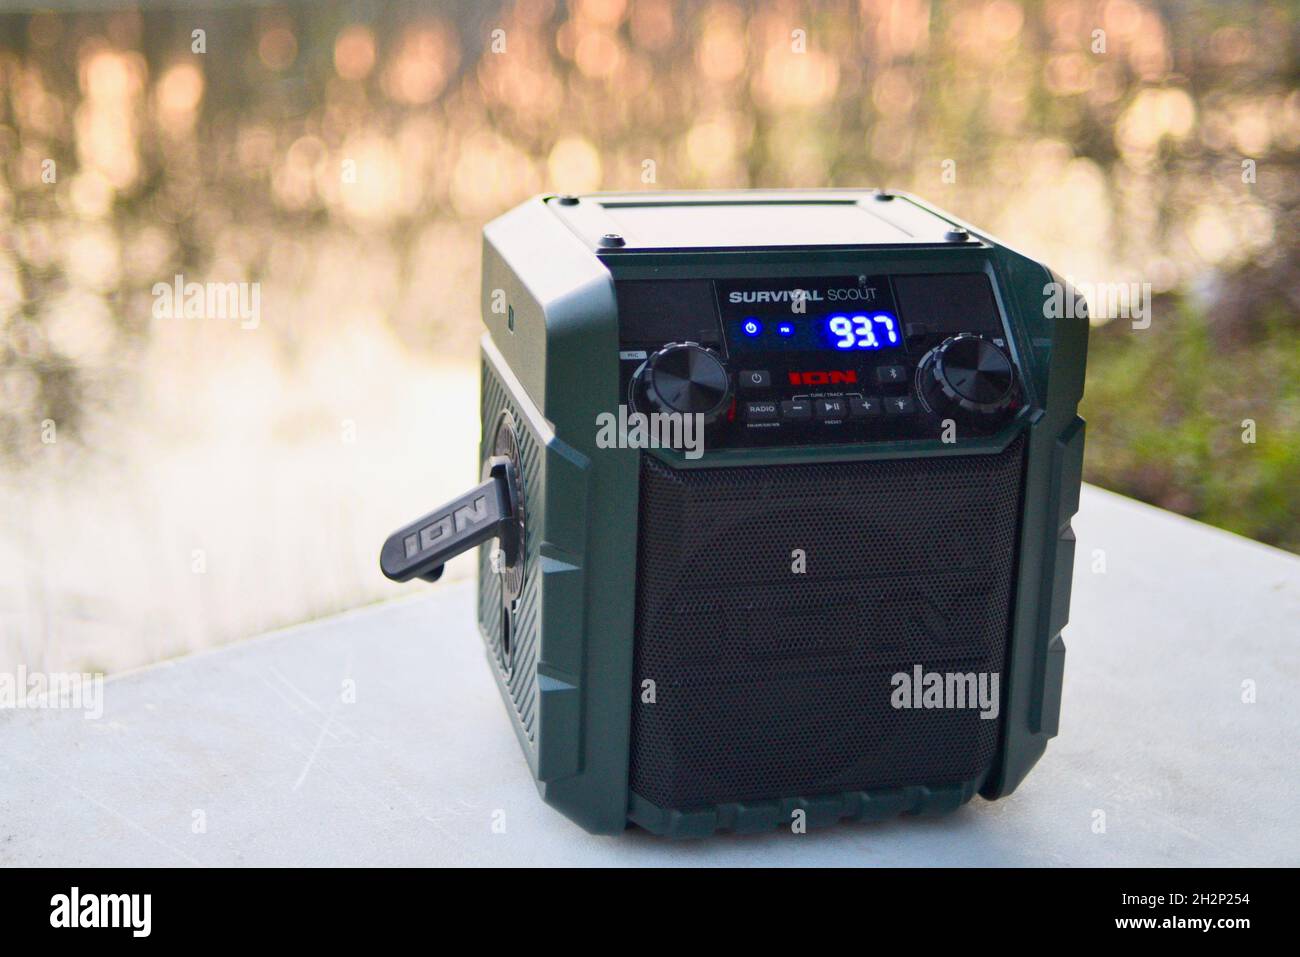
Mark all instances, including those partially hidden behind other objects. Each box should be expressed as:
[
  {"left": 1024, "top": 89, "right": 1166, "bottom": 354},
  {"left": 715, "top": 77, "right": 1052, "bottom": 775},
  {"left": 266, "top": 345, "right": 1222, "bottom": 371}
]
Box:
[{"left": 787, "top": 370, "right": 858, "bottom": 386}]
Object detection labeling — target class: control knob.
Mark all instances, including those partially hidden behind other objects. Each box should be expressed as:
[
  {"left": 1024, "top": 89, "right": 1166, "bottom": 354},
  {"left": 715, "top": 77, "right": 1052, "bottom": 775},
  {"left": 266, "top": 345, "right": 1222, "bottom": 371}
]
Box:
[
  {"left": 632, "top": 342, "right": 732, "bottom": 422},
  {"left": 917, "top": 334, "right": 1019, "bottom": 422}
]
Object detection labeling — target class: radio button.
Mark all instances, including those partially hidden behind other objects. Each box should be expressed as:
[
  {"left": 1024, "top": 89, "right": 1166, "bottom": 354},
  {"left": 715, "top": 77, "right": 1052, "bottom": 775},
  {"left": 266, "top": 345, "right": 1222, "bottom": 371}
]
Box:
[
  {"left": 850, "top": 396, "right": 883, "bottom": 417},
  {"left": 745, "top": 400, "right": 779, "bottom": 422},
  {"left": 738, "top": 370, "right": 770, "bottom": 392},
  {"left": 876, "top": 365, "right": 909, "bottom": 387},
  {"left": 885, "top": 395, "right": 916, "bottom": 415},
  {"left": 780, "top": 399, "right": 812, "bottom": 421},
  {"left": 814, "top": 398, "right": 848, "bottom": 420}
]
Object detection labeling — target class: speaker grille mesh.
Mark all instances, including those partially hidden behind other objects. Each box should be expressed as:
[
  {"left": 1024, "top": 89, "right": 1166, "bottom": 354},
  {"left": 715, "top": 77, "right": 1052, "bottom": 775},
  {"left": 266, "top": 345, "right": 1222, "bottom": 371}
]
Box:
[{"left": 630, "top": 436, "right": 1025, "bottom": 810}]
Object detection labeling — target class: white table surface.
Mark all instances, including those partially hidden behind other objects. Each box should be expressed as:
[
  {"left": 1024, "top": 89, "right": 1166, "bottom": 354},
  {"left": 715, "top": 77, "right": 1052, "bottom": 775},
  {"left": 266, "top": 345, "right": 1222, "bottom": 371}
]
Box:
[{"left": 2, "top": 485, "right": 1297, "bottom": 866}]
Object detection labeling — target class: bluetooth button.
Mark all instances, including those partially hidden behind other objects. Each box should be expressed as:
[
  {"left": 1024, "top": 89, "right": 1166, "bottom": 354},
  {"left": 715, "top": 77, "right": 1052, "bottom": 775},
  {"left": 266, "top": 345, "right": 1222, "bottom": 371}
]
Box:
[{"left": 876, "top": 365, "right": 909, "bottom": 386}]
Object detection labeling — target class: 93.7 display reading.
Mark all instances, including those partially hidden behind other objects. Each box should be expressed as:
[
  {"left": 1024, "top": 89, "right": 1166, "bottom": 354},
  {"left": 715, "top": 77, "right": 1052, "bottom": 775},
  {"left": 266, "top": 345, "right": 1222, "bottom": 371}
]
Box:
[
  {"left": 717, "top": 276, "right": 904, "bottom": 354},
  {"left": 727, "top": 313, "right": 902, "bottom": 352},
  {"left": 824, "top": 314, "right": 899, "bottom": 350}
]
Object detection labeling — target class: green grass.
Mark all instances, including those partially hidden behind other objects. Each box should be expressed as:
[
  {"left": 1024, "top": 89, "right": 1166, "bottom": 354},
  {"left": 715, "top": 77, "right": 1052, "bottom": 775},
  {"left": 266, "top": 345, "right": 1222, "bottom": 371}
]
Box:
[{"left": 1081, "top": 299, "right": 1300, "bottom": 553}]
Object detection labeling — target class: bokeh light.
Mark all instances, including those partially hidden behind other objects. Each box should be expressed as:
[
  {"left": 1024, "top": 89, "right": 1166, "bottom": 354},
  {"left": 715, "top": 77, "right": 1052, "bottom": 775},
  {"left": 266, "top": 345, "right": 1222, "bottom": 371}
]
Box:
[{"left": 0, "top": 0, "right": 1295, "bottom": 675}]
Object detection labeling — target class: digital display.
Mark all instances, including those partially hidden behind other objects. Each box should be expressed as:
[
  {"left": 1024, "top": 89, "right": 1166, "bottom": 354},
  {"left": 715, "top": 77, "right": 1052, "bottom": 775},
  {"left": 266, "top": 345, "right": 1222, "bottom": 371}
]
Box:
[
  {"left": 717, "top": 275, "right": 904, "bottom": 354},
  {"left": 728, "top": 313, "right": 901, "bottom": 352},
  {"left": 824, "top": 313, "right": 900, "bottom": 350}
]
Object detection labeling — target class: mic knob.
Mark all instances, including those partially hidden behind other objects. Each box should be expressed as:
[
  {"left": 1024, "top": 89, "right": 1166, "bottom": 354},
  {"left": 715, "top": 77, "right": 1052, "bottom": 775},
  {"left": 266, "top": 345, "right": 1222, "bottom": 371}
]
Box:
[{"left": 635, "top": 343, "right": 731, "bottom": 421}]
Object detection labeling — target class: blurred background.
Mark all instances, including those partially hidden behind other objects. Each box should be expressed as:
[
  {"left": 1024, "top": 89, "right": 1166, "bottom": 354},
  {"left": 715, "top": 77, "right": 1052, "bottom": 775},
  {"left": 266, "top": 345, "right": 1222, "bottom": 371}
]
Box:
[{"left": 0, "top": 0, "right": 1296, "bottom": 675}]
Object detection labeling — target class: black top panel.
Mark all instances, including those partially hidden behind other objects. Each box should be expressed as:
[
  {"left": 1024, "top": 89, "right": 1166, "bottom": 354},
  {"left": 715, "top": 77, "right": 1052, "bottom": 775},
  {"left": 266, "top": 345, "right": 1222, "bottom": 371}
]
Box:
[
  {"left": 602, "top": 202, "right": 914, "bottom": 248},
  {"left": 549, "top": 190, "right": 964, "bottom": 252}
]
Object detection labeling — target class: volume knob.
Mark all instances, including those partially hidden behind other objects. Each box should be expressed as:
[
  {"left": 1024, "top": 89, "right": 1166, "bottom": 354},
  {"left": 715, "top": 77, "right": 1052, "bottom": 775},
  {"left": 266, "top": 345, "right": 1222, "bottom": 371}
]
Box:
[
  {"left": 919, "top": 334, "right": 1017, "bottom": 420},
  {"left": 635, "top": 343, "right": 731, "bottom": 421}
]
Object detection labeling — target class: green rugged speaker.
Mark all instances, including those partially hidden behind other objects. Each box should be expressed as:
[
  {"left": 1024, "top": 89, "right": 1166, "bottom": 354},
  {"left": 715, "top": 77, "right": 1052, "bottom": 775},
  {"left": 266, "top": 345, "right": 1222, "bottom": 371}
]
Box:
[{"left": 380, "top": 190, "right": 1088, "bottom": 837}]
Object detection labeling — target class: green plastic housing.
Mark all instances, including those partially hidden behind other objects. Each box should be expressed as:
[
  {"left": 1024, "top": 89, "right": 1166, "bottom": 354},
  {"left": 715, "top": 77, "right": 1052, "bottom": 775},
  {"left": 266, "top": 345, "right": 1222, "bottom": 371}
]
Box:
[{"left": 475, "top": 191, "right": 1088, "bottom": 836}]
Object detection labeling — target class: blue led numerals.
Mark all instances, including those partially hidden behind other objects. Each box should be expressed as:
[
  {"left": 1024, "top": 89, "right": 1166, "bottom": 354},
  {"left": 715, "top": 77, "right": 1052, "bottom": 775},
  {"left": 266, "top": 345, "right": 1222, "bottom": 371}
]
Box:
[{"left": 826, "top": 314, "right": 899, "bottom": 350}]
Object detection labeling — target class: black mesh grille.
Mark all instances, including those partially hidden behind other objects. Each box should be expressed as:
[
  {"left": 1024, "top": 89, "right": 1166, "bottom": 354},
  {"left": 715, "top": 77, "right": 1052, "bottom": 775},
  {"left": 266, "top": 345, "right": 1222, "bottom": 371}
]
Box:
[{"left": 630, "top": 436, "right": 1025, "bottom": 810}]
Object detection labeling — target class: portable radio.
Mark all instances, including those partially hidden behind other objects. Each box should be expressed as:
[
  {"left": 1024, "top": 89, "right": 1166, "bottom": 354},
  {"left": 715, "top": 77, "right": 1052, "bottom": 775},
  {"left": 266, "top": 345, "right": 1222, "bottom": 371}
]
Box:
[{"left": 379, "top": 190, "right": 1088, "bottom": 837}]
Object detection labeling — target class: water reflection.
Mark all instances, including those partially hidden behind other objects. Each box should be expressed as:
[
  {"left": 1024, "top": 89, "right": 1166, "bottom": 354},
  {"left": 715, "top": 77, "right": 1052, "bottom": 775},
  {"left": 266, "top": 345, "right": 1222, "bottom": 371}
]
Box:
[{"left": 0, "top": 1, "right": 1295, "bottom": 672}]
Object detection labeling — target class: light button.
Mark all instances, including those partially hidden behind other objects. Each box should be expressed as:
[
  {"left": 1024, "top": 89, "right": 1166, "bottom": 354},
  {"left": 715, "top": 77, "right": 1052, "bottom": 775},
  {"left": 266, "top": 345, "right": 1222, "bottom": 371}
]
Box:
[{"left": 885, "top": 395, "right": 916, "bottom": 415}]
